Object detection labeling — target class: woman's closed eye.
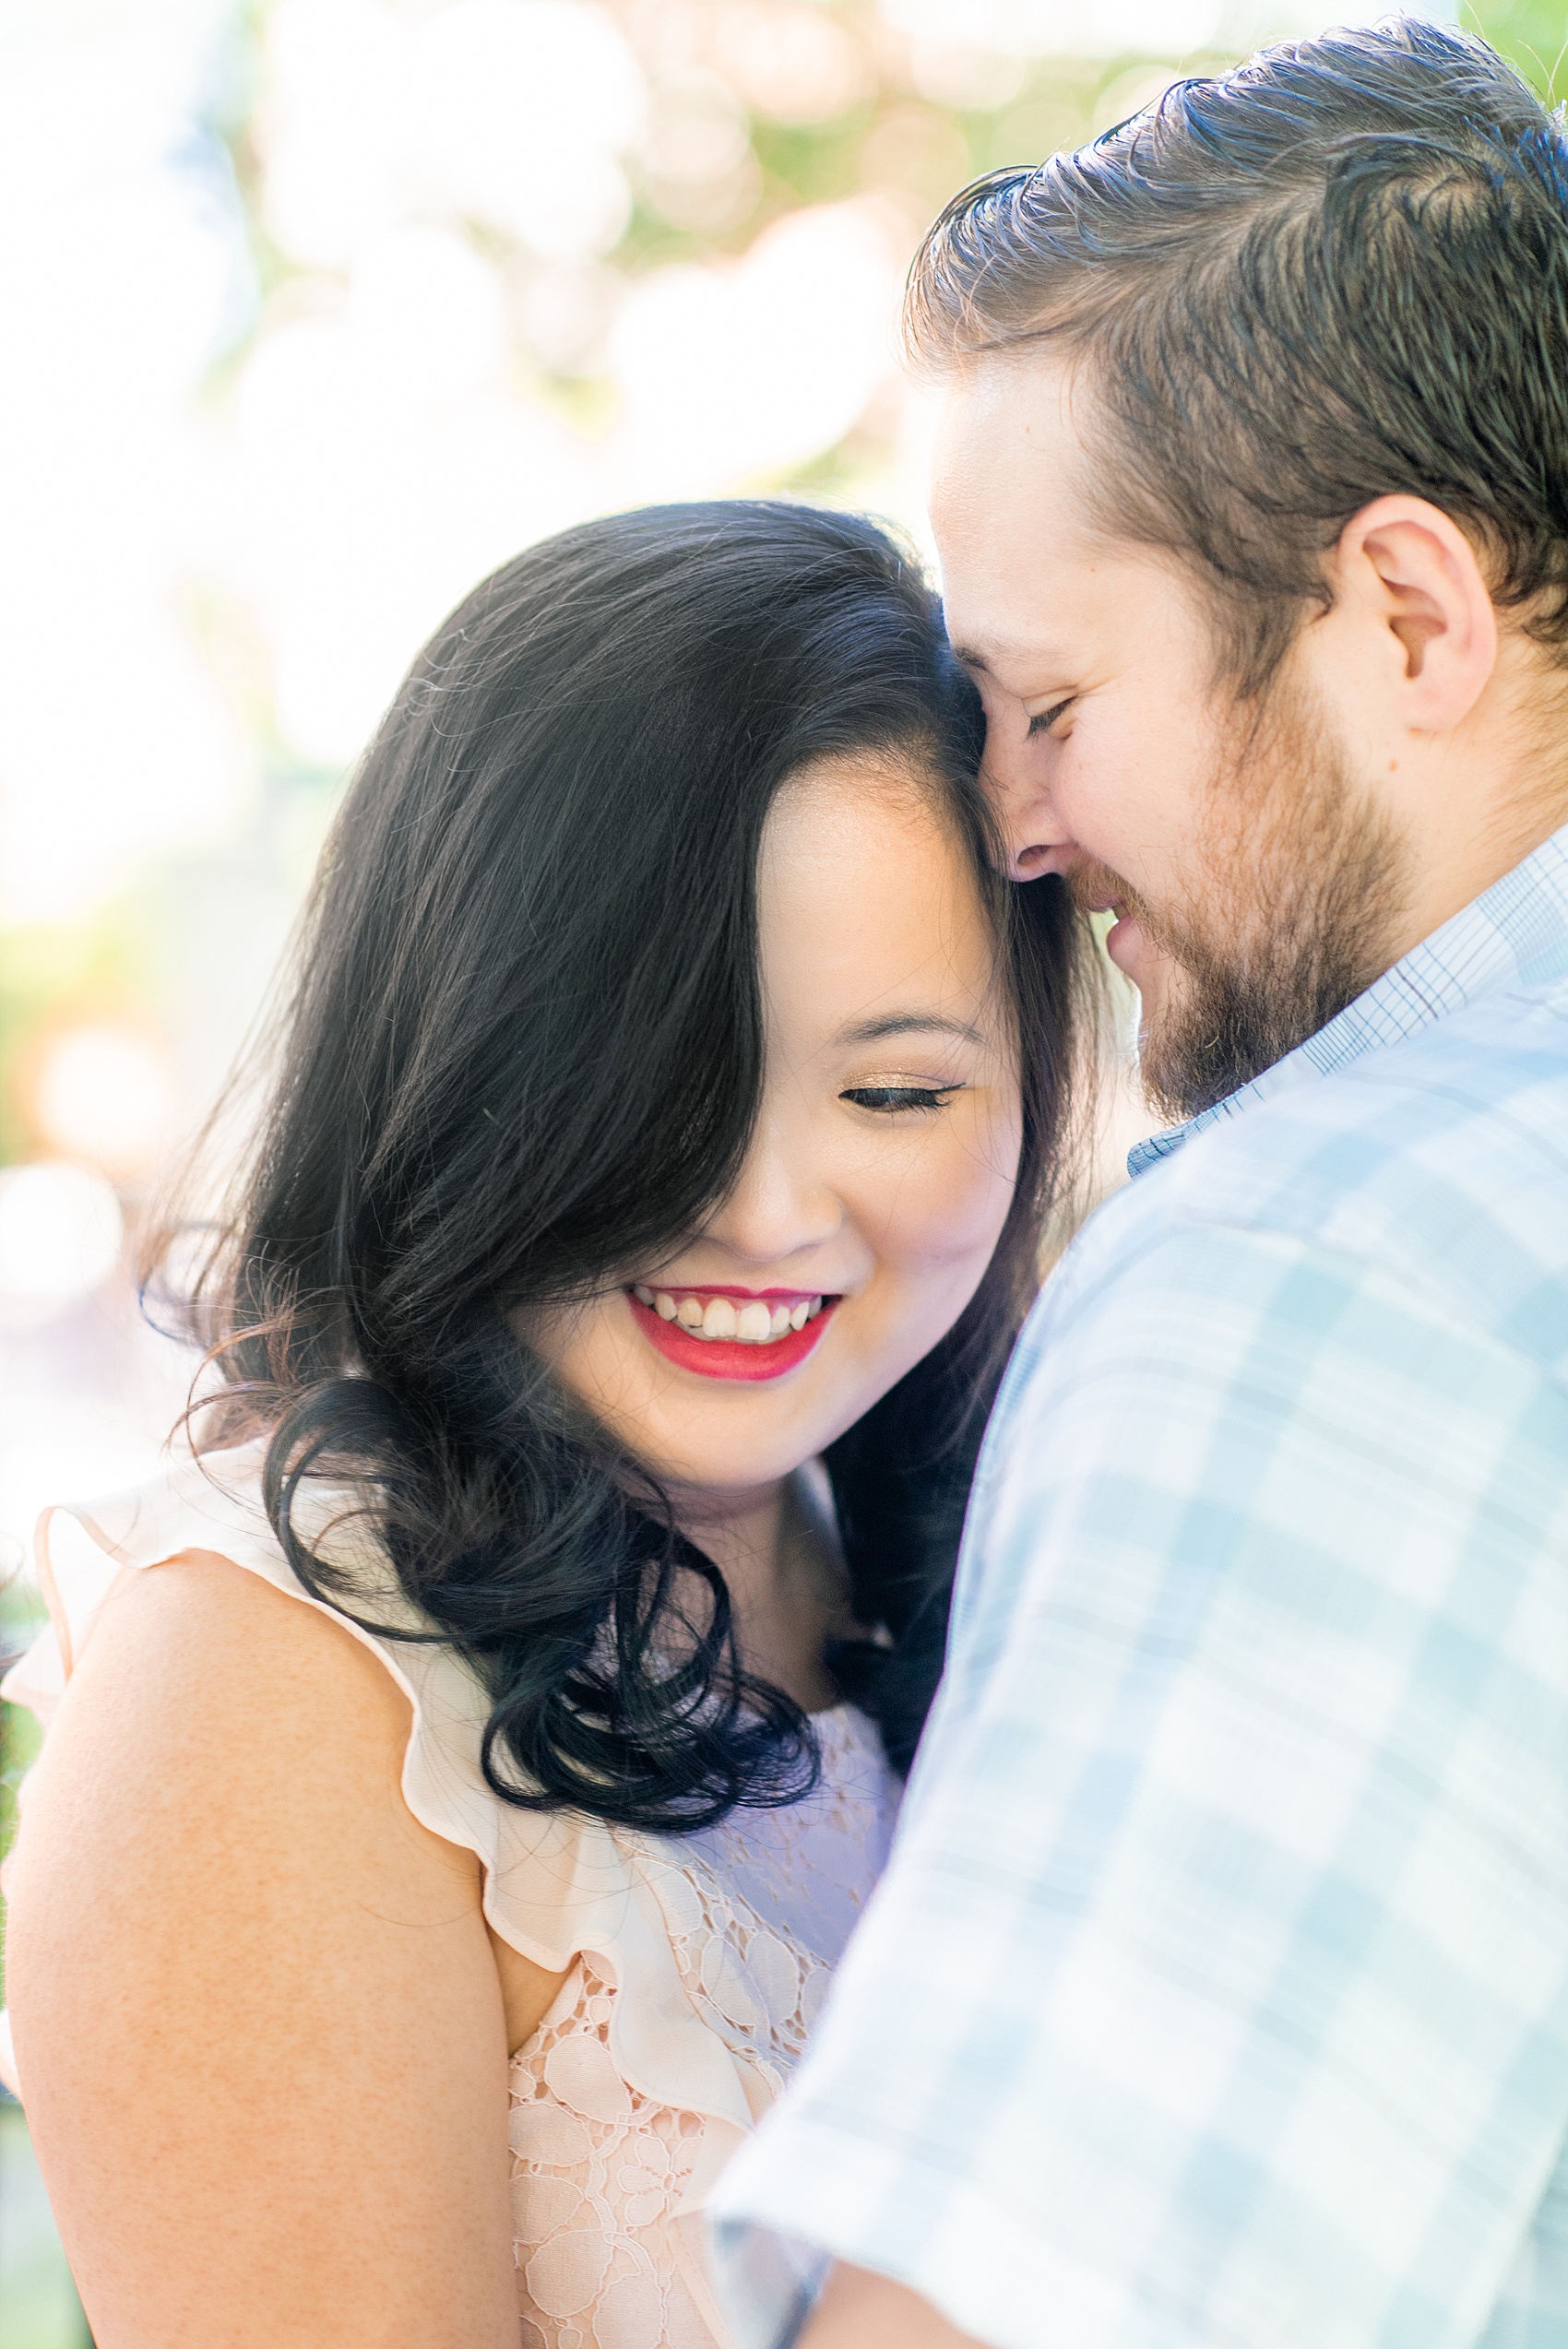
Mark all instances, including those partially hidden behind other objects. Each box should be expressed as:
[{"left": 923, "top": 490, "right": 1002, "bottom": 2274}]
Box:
[{"left": 840, "top": 1084, "right": 962, "bottom": 1114}]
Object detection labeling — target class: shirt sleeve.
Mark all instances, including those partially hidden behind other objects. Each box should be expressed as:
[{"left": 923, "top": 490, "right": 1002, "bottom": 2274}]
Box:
[{"left": 707, "top": 1205, "right": 1568, "bottom": 2349}]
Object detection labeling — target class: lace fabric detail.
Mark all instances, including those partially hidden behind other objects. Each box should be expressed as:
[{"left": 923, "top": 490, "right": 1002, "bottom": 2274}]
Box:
[
  {"left": 510, "top": 1708, "right": 898, "bottom": 2347},
  {"left": 511, "top": 1953, "right": 714, "bottom": 2349}
]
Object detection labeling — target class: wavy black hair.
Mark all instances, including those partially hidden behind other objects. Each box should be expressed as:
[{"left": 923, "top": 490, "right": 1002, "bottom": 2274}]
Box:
[{"left": 166, "top": 501, "right": 1087, "bottom": 1826}]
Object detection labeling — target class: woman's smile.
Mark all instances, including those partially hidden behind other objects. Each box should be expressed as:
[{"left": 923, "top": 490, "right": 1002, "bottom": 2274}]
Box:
[
  {"left": 627, "top": 1283, "right": 838, "bottom": 1382},
  {"left": 533, "top": 755, "right": 1026, "bottom": 1490}
]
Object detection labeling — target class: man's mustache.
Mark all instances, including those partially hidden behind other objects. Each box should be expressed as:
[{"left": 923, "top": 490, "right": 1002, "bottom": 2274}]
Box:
[
  {"left": 1065, "top": 860, "right": 1192, "bottom": 971},
  {"left": 1066, "top": 859, "right": 1143, "bottom": 921}
]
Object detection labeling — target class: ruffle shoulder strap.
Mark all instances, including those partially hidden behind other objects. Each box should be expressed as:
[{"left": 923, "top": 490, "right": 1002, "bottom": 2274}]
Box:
[{"left": 0, "top": 1445, "right": 752, "bottom": 2135}]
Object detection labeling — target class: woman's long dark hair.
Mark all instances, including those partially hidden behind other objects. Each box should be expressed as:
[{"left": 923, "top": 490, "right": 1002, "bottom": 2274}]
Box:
[{"left": 166, "top": 501, "right": 1087, "bottom": 1825}]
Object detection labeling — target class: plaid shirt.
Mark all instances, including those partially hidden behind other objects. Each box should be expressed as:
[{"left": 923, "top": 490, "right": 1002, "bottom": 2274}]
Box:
[{"left": 709, "top": 825, "right": 1568, "bottom": 2349}]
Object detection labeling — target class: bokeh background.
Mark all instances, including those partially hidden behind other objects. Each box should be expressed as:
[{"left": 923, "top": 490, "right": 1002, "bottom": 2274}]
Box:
[{"left": 0, "top": 0, "right": 1553, "bottom": 2338}]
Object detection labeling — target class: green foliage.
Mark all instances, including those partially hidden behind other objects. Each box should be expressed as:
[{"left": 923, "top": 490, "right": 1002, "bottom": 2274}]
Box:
[
  {"left": 0, "top": 1571, "right": 44, "bottom": 2011},
  {"left": 1469, "top": 0, "right": 1568, "bottom": 101}
]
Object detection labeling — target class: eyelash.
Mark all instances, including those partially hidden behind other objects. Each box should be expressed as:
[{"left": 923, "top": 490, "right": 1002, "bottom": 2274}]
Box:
[
  {"left": 840, "top": 1086, "right": 959, "bottom": 1114},
  {"left": 1028, "top": 696, "right": 1074, "bottom": 738}
]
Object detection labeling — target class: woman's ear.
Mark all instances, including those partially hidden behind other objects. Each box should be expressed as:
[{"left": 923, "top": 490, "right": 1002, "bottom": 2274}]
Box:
[{"left": 1331, "top": 493, "right": 1498, "bottom": 730}]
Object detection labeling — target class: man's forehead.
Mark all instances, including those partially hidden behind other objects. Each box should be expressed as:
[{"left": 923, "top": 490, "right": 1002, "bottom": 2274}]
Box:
[
  {"left": 937, "top": 343, "right": 1079, "bottom": 425},
  {"left": 939, "top": 522, "right": 1093, "bottom": 680},
  {"left": 944, "top": 540, "right": 1190, "bottom": 689},
  {"left": 931, "top": 351, "right": 1084, "bottom": 497},
  {"left": 932, "top": 372, "right": 1106, "bottom": 618}
]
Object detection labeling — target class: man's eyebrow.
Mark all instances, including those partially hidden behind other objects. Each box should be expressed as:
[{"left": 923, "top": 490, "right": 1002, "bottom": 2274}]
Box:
[
  {"left": 837, "top": 1012, "right": 988, "bottom": 1049},
  {"left": 951, "top": 640, "right": 1063, "bottom": 679}
]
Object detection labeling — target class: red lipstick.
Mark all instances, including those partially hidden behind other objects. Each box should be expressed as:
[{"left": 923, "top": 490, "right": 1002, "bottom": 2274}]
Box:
[{"left": 627, "top": 1287, "right": 837, "bottom": 1382}]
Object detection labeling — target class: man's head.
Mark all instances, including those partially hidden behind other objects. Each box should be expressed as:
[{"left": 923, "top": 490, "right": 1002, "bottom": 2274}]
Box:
[{"left": 914, "top": 19, "right": 1568, "bottom": 1119}]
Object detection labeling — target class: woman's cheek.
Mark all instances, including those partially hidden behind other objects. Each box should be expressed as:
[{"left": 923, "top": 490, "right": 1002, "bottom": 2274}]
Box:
[
  {"left": 530, "top": 1297, "right": 647, "bottom": 1432},
  {"left": 840, "top": 1121, "right": 1020, "bottom": 1392},
  {"left": 879, "top": 1104, "right": 1021, "bottom": 1278}
]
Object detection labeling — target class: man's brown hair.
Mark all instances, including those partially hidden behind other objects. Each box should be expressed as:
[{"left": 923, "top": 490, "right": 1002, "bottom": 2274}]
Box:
[{"left": 906, "top": 19, "right": 1568, "bottom": 694}]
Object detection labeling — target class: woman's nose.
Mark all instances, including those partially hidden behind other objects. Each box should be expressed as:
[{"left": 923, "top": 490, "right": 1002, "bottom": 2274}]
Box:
[{"left": 702, "top": 1123, "right": 842, "bottom": 1267}]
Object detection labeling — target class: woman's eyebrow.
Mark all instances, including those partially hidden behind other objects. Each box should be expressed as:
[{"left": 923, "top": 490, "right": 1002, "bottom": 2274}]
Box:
[{"left": 837, "top": 1012, "right": 988, "bottom": 1048}]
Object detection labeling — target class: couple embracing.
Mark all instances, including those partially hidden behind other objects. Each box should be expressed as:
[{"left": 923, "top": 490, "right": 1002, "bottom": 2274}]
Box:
[{"left": 7, "top": 19, "right": 1568, "bottom": 2349}]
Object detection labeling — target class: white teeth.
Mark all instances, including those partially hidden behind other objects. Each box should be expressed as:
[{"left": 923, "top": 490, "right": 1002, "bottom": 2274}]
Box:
[{"left": 647, "top": 1291, "right": 832, "bottom": 1343}]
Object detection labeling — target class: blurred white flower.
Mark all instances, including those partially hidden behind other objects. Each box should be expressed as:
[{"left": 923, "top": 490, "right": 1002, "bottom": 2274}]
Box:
[
  {"left": 517, "top": 261, "right": 626, "bottom": 375},
  {"left": 637, "top": 65, "right": 762, "bottom": 231},
  {"left": 0, "top": 1163, "right": 124, "bottom": 1328},
  {"left": 257, "top": 0, "right": 406, "bottom": 267},
  {"left": 232, "top": 294, "right": 590, "bottom": 762},
  {"left": 411, "top": 0, "right": 642, "bottom": 259},
  {"left": 347, "top": 227, "right": 509, "bottom": 402},
  {"left": 715, "top": 6, "right": 873, "bottom": 125},
  {"left": 1099, "top": 0, "right": 1223, "bottom": 46},
  {"left": 909, "top": 40, "right": 1028, "bottom": 110},
  {"left": 260, "top": 0, "right": 644, "bottom": 268},
  {"left": 611, "top": 199, "right": 906, "bottom": 496},
  {"left": 878, "top": 0, "right": 1452, "bottom": 55},
  {"left": 33, "top": 1027, "right": 180, "bottom": 1183}
]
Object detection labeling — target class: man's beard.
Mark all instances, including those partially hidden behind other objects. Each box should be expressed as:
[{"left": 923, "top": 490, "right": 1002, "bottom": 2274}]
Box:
[{"left": 1075, "top": 678, "right": 1409, "bottom": 1125}]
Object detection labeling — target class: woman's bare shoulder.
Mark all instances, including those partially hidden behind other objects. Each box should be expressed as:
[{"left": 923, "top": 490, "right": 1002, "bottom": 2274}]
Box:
[
  {"left": 21, "top": 1555, "right": 391, "bottom": 1860},
  {"left": 80, "top": 1542, "right": 410, "bottom": 1717},
  {"left": 11, "top": 1544, "right": 468, "bottom": 1941},
  {"left": 6, "top": 1549, "right": 520, "bottom": 2346}
]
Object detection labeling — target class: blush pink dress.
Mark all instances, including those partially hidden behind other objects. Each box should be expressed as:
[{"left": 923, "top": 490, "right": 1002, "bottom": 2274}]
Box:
[{"left": 1, "top": 1443, "right": 901, "bottom": 2349}]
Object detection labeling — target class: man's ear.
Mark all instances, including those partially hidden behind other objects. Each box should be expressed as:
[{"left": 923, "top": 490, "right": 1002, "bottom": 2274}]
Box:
[{"left": 1331, "top": 494, "right": 1498, "bottom": 730}]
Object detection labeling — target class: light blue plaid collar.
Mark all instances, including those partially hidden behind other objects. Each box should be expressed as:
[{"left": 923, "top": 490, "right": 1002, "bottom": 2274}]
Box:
[{"left": 1128, "top": 820, "right": 1568, "bottom": 1178}]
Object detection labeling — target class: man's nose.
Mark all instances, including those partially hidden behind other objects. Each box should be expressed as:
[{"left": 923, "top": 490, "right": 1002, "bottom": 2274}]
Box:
[{"left": 980, "top": 732, "right": 1073, "bottom": 882}]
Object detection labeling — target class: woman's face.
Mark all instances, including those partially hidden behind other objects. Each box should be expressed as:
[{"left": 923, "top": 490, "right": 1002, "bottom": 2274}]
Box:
[{"left": 532, "top": 757, "right": 1024, "bottom": 1500}]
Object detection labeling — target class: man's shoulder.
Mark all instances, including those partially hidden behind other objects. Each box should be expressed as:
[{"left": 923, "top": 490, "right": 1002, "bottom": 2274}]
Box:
[
  {"left": 1176, "top": 969, "right": 1568, "bottom": 1217},
  {"left": 1073, "top": 973, "right": 1568, "bottom": 1364}
]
